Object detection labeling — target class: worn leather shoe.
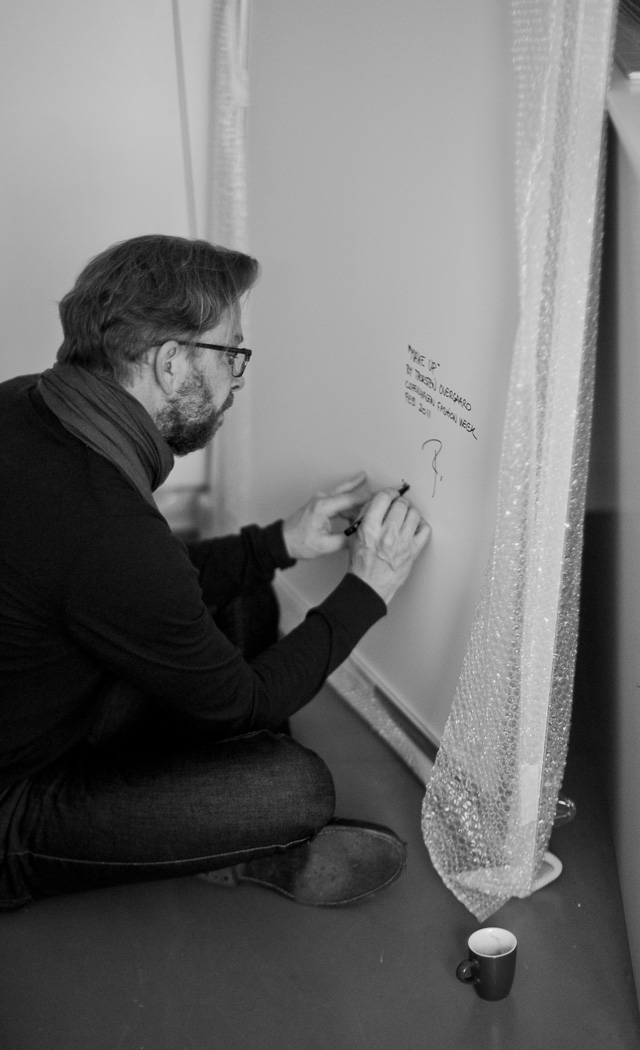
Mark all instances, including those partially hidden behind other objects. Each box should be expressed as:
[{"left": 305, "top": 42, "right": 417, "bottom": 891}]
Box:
[{"left": 197, "top": 819, "right": 407, "bottom": 906}]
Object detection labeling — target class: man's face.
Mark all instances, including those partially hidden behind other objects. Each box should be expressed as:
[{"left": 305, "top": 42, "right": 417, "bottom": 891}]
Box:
[{"left": 156, "top": 305, "right": 244, "bottom": 457}]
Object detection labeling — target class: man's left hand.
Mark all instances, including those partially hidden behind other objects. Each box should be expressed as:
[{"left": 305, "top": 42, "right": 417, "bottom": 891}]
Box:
[{"left": 282, "top": 472, "right": 371, "bottom": 560}]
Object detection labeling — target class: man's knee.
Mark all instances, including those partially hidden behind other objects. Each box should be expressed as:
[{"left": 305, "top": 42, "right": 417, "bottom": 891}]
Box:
[{"left": 275, "top": 735, "right": 336, "bottom": 837}]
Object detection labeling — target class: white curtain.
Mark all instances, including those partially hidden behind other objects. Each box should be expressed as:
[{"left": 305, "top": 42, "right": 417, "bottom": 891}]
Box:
[
  {"left": 422, "top": 0, "right": 617, "bottom": 920},
  {"left": 207, "top": 0, "right": 252, "bottom": 534}
]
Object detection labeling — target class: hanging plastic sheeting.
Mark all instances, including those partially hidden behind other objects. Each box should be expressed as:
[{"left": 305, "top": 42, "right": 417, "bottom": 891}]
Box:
[
  {"left": 210, "top": 0, "right": 249, "bottom": 248},
  {"left": 208, "top": 0, "right": 252, "bottom": 533},
  {"left": 421, "top": 0, "right": 617, "bottom": 921}
]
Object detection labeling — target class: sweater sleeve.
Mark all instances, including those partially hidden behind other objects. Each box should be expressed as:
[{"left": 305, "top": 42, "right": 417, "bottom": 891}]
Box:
[
  {"left": 64, "top": 505, "right": 386, "bottom": 733},
  {"left": 184, "top": 520, "right": 296, "bottom": 611}
]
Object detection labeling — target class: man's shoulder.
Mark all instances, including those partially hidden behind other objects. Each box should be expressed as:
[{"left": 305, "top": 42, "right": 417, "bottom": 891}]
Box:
[
  {"left": 0, "top": 373, "right": 40, "bottom": 397},
  {"left": 0, "top": 374, "right": 45, "bottom": 437},
  {"left": 0, "top": 373, "right": 43, "bottom": 422}
]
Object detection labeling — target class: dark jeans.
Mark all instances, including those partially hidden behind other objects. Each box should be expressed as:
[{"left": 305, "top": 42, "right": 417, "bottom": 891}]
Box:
[
  {"left": 0, "top": 585, "right": 336, "bottom": 908},
  {"left": 0, "top": 723, "right": 335, "bottom": 909}
]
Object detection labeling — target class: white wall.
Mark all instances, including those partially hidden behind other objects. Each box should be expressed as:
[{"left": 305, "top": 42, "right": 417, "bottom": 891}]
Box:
[
  {"left": 245, "top": 0, "right": 517, "bottom": 742},
  {"left": 0, "top": 0, "right": 213, "bottom": 486}
]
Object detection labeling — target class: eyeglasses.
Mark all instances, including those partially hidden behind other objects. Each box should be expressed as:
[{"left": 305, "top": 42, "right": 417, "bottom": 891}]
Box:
[{"left": 178, "top": 342, "right": 252, "bottom": 378}]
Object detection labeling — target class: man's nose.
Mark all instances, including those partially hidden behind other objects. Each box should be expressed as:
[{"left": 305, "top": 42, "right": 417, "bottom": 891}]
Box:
[{"left": 232, "top": 374, "right": 245, "bottom": 391}]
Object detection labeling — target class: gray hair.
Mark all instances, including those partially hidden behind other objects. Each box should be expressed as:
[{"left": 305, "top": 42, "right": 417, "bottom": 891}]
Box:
[{"left": 57, "top": 234, "right": 259, "bottom": 383}]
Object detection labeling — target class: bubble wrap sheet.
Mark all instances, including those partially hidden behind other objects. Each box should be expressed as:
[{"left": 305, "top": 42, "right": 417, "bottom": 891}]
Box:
[{"left": 421, "top": 0, "right": 616, "bottom": 921}]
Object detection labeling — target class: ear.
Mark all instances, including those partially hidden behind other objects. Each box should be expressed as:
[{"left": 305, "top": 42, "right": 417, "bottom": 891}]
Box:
[{"left": 153, "top": 341, "right": 189, "bottom": 395}]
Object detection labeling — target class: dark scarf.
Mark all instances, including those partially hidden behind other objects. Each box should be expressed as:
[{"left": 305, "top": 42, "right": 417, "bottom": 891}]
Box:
[{"left": 38, "top": 363, "right": 174, "bottom": 506}]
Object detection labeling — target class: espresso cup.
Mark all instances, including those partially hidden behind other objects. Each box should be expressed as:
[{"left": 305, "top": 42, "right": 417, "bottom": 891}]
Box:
[{"left": 456, "top": 927, "right": 517, "bottom": 1001}]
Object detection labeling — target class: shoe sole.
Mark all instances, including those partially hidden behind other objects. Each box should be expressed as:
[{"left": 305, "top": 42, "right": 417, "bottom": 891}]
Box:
[{"left": 199, "top": 820, "right": 408, "bottom": 907}]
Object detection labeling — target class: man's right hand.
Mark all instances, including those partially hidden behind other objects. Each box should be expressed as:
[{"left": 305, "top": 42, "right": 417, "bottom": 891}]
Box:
[{"left": 347, "top": 488, "right": 431, "bottom": 605}]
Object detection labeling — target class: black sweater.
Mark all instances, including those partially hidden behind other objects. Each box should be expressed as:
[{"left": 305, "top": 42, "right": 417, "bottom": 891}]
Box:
[{"left": 0, "top": 375, "right": 385, "bottom": 789}]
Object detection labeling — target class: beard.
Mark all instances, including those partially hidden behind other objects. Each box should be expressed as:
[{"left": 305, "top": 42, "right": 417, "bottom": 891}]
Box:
[{"left": 155, "top": 365, "right": 234, "bottom": 457}]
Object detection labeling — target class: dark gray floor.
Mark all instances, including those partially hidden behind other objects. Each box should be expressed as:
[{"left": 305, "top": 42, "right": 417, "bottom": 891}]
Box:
[{"left": 0, "top": 685, "right": 637, "bottom": 1050}]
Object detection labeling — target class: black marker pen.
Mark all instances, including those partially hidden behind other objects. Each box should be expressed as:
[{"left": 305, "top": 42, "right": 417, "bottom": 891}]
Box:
[{"left": 344, "top": 481, "right": 410, "bottom": 536}]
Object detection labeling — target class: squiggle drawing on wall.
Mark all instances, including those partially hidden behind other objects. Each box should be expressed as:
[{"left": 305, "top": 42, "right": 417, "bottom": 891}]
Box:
[{"left": 422, "top": 438, "right": 443, "bottom": 497}]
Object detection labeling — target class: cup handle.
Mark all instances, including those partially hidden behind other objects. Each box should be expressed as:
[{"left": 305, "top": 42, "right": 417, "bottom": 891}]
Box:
[{"left": 456, "top": 959, "right": 479, "bottom": 984}]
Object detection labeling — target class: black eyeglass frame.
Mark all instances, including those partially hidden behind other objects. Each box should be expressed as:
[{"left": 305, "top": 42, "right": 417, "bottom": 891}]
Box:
[{"left": 178, "top": 342, "right": 252, "bottom": 377}]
